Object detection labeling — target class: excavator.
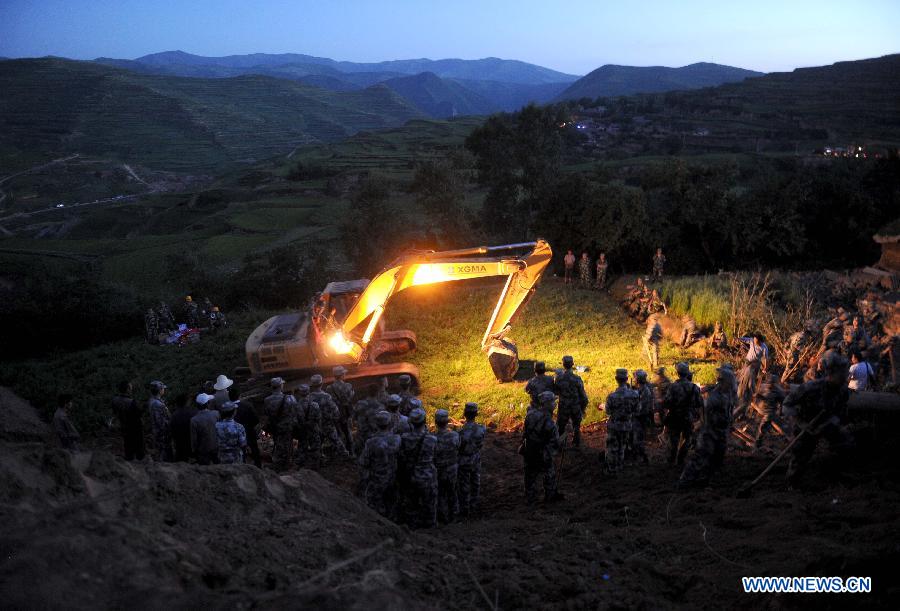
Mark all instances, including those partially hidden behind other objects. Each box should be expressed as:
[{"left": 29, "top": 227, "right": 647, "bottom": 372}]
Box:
[{"left": 242, "top": 239, "right": 553, "bottom": 388}]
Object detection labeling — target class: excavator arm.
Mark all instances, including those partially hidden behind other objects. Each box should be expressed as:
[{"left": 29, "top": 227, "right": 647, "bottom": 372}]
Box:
[{"left": 328, "top": 239, "right": 552, "bottom": 381}]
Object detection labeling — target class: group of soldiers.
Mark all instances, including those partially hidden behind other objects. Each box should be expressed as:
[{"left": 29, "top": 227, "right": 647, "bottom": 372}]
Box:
[
  {"left": 260, "top": 368, "right": 486, "bottom": 528},
  {"left": 563, "top": 248, "right": 667, "bottom": 290},
  {"left": 144, "top": 295, "right": 227, "bottom": 343}
]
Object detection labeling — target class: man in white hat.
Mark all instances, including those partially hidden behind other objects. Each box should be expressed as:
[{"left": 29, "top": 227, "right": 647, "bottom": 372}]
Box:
[{"left": 213, "top": 374, "right": 234, "bottom": 410}]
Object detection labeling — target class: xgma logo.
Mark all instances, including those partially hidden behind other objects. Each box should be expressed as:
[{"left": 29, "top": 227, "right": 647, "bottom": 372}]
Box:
[{"left": 447, "top": 264, "right": 487, "bottom": 274}]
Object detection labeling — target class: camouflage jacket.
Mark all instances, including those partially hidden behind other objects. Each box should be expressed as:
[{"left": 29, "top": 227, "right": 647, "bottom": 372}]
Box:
[
  {"left": 216, "top": 419, "right": 247, "bottom": 464},
  {"left": 782, "top": 378, "right": 850, "bottom": 425},
  {"left": 389, "top": 411, "right": 412, "bottom": 435},
  {"left": 604, "top": 385, "right": 637, "bottom": 432},
  {"left": 433, "top": 429, "right": 460, "bottom": 474},
  {"left": 523, "top": 409, "right": 560, "bottom": 456},
  {"left": 310, "top": 389, "right": 340, "bottom": 426},
  {"left": 644, "top": 321, "right": 663, "bottom": 343},
  {"left": 295, "top": 397, "right": 322, "bottom": 432},
  {"left": 653, "top": 253, "right": 666, "bottom": 270},
  {"left": 359, "top": 432, "right": 401, "bottom": 485},
  {"left": 554, "top": 369, "right": 588, "bottom": 413},
  {"left": 398, "top": 429, "right": 437, "bottom": 483},
  {"left": 457, "top": 421, "right": 486, "bottom": 467},
  {"left": 663, "top": 379, "right": 702, "bottom": 423},
  {"left": 264, "top": 391, "right": 297, "bottom": 433},
  {"left": 634, "top": 383, "right": 655, "bottom": 418},
  {"left": 753, "top": 380, "right": 786, "bottom": 416},
  {"left": 700, "top": 387, "right": 734, "bottom": 443},
  {"left": 326, "top": 380, "right": 355, "bottom": 419},
  {"left": 147, "top": 397, "right": 171, "bottom": 436},
  {"left": 524, "top": 374, "right": 555, "bottom": 409},
  {"left": 397, "top": 389, "right": 416, "bottom": 416},
  {"left": 353, "top": 398, "right": 385, "bottom": 440}
]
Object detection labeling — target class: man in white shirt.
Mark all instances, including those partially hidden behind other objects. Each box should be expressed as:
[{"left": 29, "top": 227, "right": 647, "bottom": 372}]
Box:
[{"left": 848, "top": 351, "right": 874, "bottom": 392}]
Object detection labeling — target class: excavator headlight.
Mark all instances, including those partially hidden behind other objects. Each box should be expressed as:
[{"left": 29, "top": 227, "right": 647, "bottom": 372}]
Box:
[{"left": 329, "top": 331, "right": 358, "bottom": 356}]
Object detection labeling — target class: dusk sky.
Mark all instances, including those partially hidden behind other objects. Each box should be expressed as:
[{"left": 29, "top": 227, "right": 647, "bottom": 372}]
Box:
[{"left": 1, "top": 0, "right": 898, "bottom": 75}]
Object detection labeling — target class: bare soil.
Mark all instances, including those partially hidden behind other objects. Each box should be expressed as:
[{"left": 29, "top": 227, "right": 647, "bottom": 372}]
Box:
[{"left": 1, "top": 387, "right": 898, "bottom": 609}]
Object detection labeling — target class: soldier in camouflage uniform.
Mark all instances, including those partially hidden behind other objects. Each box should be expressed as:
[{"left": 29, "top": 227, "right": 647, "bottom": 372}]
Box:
[
  {"left": 653, "top": 367, "right": 672, "bottom": 418},
  {"left": 677, "top": 366, "right": 735, "bottom": 488},
  {"left": 326, "top": 365, "right": 355, "bottom": 455},
  {"left": 216, "top": 401, "right": 248, "bottom": 464},
  {"left": 680, "top": 315, "right": 701, "bottom": 348},
  {"left": 652, "top": 247, "right": 666, "bottom": 279},
  {"left": 353, "top": 384, "right": 385, "bottom": 456},
  {"left": 293, "top": 384, "right": 322, "bottom": 468},
  {"left": 457, "top": 402, "right": 486, "bottom": 517},
  {"left": 157, "top": 301, "right": 176, "bottom": 333},
  {"left": 578, "top": 252, "right": 591, "bottom": 289},
  {"left": 358, "top": 411, "right": 401, "bottom": 519},
  {"left": 782, "top": 323, "right": 814, "bottom": 383},
  {"left": 310, "top": 374, "right": 349, "bottom": 458},
  {"left": 397, "top": 374, "right": 416, "bottom": 416},
  {"left": 751, "top": 373, "right": 786, "bottom": 448},
  {"left": 662, "top": 362, "right": 702, "bottom": 465},
  {"left": 264, "top": 377, "right": 297, "bottom": 471},
  {"left": 147, "top": 380, "right": 173, "bottom": 461},
  {"left": 631, "top": 369, "right": 654, "bottom": 464},
  {"left": 595, "top": 253, "right": 608, "bottom": 290},
  {"left": 433, "top": 409, "right": 460, "bottom": 524},
  {"left": 554, "top": 355, "right": 589, "bottom": 447},
  {"left": 710, "top": 321, "right": 728, "bottom": 352},
  {"left": 643, "top": 314, "right": 663, "bottom": 370},
  {"left": 397, "top": 408, "right": 438, "bottom": 528},
  {"left": 524, "top": 361, "right": 555, "bottom": 412},
  {"left": 386, "top": 394, "right": 412, "bottom": 434},
  {"left": 144, "top": 308, "right": 159, "bottom": 344},
  {"left": 603, "top": 369, "right": 638, "bottom": 474},
  {"left": 522, "top": 391, "right": 562, "bottom": 505},
  {"left": 183, "top": 295, "right": 200, "bottom": 328},
  {"left": 782, "top": 352, "right": 854, "bottom": 487}
]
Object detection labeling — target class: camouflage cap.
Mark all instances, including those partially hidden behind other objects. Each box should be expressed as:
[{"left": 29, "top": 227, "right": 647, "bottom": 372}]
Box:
[
  {"left": 615, "top": 368, "right": 628, "bottom": 380},
  {"left": 655, "top": 367, "right": 667, "bottom": 375},
  {"left": 296, "top": 384, "right": 310, "bottom": 395},
  {"left": 635, "top": 369, "right": 648, "bottom": 381},
  {"left": 149, "top": 380, "right": 167, "bottom": 393},
  {"left": 398, "top": 374, "right": 411, "bottom": 385},
  {"left": 535, "top": 361, "right": 546, "bottom": 373},
  {"left": 464, "top": 402, "right": 478, "bottom": 416},
  {"left": 220, "top": 401, "right": 237, "bottom": 414},
  {"left": 386, "top": 394, "right": 402, "bottom": 407},
  {"left": 333, "top": 365, "right": 347, "bottom": 376},
  {"left": 675, "top": 362, "right": 691, "bottom": 376},
  {"left": 374, "top": 410, "right": 392, "bottom": 428},
  {"left": 408, "top": 407, "right": 426, "bottom": 425},
  {"left": 408, "top": 397, "right": 423, "bottom": 411},
  {"left": 309, "top": 374, "right": 323, "bottom": 386},
  {"left": 271, "top": 377, "right": 285, "bottom": 388},
  {"left": 539, "top": 390, "right": 556, "bottom": 406},
  {"left": 434, "top": 409, "right": 449, "bottom": 425},
  {"left": 562, "top": 355, "right": 574, "bottom": 367}
]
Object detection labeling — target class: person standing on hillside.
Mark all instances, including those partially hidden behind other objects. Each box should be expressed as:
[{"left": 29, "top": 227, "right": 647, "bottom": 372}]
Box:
[
  {"left": 601, "top": 369, "right": 638, "bottom": 474},
  {"left": 294, "top": 384, "right": 322, "bottom": 469},
  {"left": 578, "top": 252, "right": 591, "bottom": 288},
  {"left": 652, "top": 247, "right": 666, "bottom": 279},
  {"left": 397, "top": 408, "right": 438, "bottom": 528},
  {"left": 433, "top": 409, "right": 460, "bottom": 524},
  {"left": 212, "top": 374, "right": 233, "bottom": 410},
  {"left": 554, "top": 355, "right": 589, "bottom": 447},
  {"left": 563, "top": 249, "right": 576, "bottom": 285},
  {"left": 643, "top": 314, "right": 663, "bottom": 371},
  {"left": 147, "top": 381, "right": 173, "bottom": 462},
  {"left": 396, "top": 374, "right": 416, "bottom": 417},
  {"left": 752, "top": 373, "right": 786, "bottom": 448},
  {"left": 662, "top": 363, "right": 702, "bottom": 466},
  {"left": 386, "top": 394, "right": 412, "bottom": 435},
  {"left": 183, "top": 295, "right": 200, "bottom": 328},
  {"left": 524, "top": 361, "right": 555, "bottom": 412},
  {"left": 522, "top": 391, "right": 563, "bottom": 505},
  {"left": 737, "top": 333, "right": 769, "bottom": 417},
  {"left": 457, "top": 402, "right": 485, "bottom": 518},
  {"left": 170, "top": 393, "right": 197, "bottom": 462},
  {"left": 327, "top": 365, "right": 356, "bottom": 455},
  {"left": 677, "top": 366, "right": 735, "bottom": 489},
  {"left": 157, "top": 301, "right": 176, "bottom": 333},
  {"left": 216, "top": 401, "right": 248, "bottom": 464},
  {"left": 353, "top": 384, "right": 385, "bottom": 456},
  {"left": 231, "top": 385, "right": 260, "bottom": 468},
  {"left": 53, "top": 394, "right": 81, "bottom": 451},
  {"left": 595, "top": 253, "right": 608, "bottom": 290},
  {"left": 208, "top": 306, "right": 227, "bottom": 331},
  {"left": 190, "top": 393, "right": 219, "bottom": 465},
  {"left": 358, "top": 411, "right": 401, "bottom": 519},
  {"left": 112, "top": 381, "right": 145, "bottom": 461},
  {"left": 144, "top": 308, "right": 159, "bottom": 344},
  {"left": 265, "top": 377, "right": 297, "bottom": 472},
  {"left": 631, "top": 369, "right": 654, "bottom": 464},
  {"left": 310, "top": 374, "right": 349, "bottom": 459}
]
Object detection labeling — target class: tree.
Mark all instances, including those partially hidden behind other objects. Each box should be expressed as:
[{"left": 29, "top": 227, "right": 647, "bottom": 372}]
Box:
[
  {"left": 409, "top": 160, "right": 470, "bottom": 246},
  {"left": 339, "top": 175, "right": 406, "bottom": 276}
]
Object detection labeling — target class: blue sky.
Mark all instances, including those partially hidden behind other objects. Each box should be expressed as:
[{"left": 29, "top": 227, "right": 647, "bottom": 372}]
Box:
[{"left": 1, "top": 0, "right": 897, "bottom": 74}]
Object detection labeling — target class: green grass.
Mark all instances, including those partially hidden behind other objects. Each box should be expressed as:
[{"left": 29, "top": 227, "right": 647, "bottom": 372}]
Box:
[{"left": 658, "top": 275, "right": 732, "bottom": 328}]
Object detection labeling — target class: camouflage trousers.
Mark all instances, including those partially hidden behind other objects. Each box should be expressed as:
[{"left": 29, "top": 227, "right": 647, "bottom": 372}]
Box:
[
  {"left": 272, "top": 431, "right": 294, "bottom": 471},
  {"left": 643, "top": 339, "right": 660, "bottom": 370},
  {"left": 154, "top": 431, "right": 173, "bottom": 462},
  {"left": 557, "top": 408, "right": 583, "bottom": 446},
  {"left": 321, "top": 422, "right": 349, "bottom": 457},
  {"left": 653, "top": 265, "right": 664, "bottom": 279},
  {"left": 630, "top": 417, "right": 649, "bottom": 461},
  {"left": 297, "top": 428, "right": 322, "bottom": 469},
  {"left": 752, "top": 402, "right": 779, "bottom": 447},
  {"left": 579, "top": 267, "right": 591, "bottom": 288},
  {"left": 336, "top": 418, "right": 354, "bottom": 456},
  {"left": 786, "top": 420, "right": 854, "bottom": 486},
  {"left": 595, "top": 271, "right": 606, "bottom": 289},
  {"left": 605, "top": 429, "right": 629, "bottom": 474},
  {"left": 364, "top": 478, "right": 397, "bottom": 519},
  {"left": 665, "top": 418, "right": 693, "bottom": 466},
  {"left": 436, "top": 466, "right": 459, "bottom": 524},
  {"left": 678, "top": 430, "right": 726, "bottom": 488},
  {"left": 400, "top": 475, "right": 437, "bottom": 528},
  {"left": 524, "top": 453, "right": 556, "bottom": 504},
  {"left": 457, "top": 459, "right": 481, "bottom": 516}
]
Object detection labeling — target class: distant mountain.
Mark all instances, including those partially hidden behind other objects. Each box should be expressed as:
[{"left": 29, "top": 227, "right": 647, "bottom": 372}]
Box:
[
  {"left": 0, "top": 58, "right": 423, "bottom": 172},
  {"left": 377, "top": 72, "right": 496, "bottom": 118},
  {"left": 130, "top": 51, "right": 579, "bottom": 85},
  {"left": 556, "top": 62, "right": 763, "bottom": 101},
  {"left": 450, "top": 79, "right": 569, "bottom": 112}
]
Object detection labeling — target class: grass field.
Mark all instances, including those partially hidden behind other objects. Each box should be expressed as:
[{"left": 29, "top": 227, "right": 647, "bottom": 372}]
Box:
[{"left": 0, "top": 281, "right": 724, "bottom": 434}]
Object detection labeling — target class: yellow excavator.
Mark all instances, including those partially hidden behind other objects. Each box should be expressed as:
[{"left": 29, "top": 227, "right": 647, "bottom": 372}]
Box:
[{"left": 242, "top": 239, "right": 552, "bottom": 387}]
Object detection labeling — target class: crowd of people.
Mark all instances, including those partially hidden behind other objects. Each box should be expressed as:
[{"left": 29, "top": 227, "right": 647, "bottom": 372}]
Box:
[
  {"left": 562, "top": 247, "right": 667, "bottom": 290},
  {"left": 143, "top": 295, "right": 228, "bottom": 344}
]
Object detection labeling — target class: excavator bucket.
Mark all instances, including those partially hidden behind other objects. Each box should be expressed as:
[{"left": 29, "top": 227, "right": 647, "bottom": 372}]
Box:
[{"left": 487, "top": 338, "right": 519, "bottom": 382}]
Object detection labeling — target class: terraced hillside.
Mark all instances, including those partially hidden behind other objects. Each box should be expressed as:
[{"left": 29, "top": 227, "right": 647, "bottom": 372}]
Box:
[{"left": 0, "top": 58, "right": 424, "bottom": 173}]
